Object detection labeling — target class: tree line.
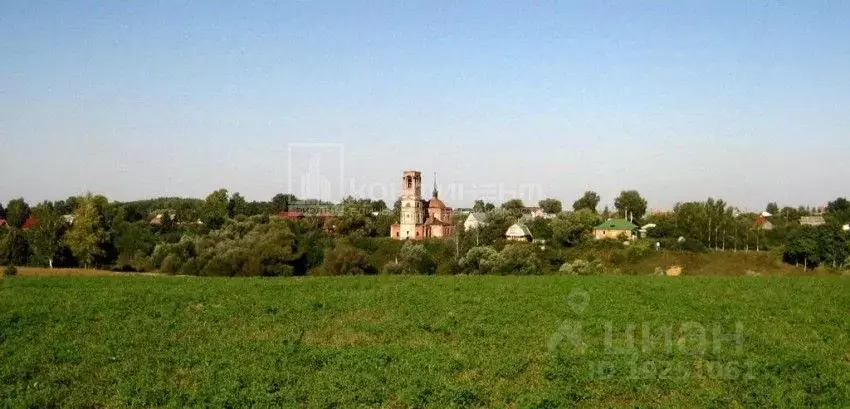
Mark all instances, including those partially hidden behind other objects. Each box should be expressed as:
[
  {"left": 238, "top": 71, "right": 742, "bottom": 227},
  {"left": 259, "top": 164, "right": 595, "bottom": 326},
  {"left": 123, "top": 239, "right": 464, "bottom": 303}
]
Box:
[{"left": 1, "top": 189, "right": 848, "bottom": 275}]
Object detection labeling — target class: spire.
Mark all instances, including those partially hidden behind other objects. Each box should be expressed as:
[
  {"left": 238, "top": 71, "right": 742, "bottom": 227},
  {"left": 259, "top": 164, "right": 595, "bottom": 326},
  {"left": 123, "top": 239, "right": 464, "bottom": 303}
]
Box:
[{"left": 432, "top": 172, "right": 438, "bottom": 198}]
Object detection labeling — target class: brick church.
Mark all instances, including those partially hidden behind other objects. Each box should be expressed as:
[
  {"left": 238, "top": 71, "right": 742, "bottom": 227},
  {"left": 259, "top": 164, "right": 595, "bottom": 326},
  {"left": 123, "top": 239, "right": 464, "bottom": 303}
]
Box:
[{"left": 390, "top": 170, "right": 454, "bottom": 240}]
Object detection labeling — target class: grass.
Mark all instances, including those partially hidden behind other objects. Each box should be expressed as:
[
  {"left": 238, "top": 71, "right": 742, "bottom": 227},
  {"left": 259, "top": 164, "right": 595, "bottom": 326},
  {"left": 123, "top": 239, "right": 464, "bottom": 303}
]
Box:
[{"left": 1, "top": 275, "right": 849, "bottom": 408}]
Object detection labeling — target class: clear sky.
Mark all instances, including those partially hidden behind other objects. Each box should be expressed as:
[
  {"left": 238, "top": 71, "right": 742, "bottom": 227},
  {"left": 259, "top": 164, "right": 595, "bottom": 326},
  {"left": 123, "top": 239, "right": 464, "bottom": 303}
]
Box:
[{"left": 2, "top": 1, "right": 848, "bottom": 211}]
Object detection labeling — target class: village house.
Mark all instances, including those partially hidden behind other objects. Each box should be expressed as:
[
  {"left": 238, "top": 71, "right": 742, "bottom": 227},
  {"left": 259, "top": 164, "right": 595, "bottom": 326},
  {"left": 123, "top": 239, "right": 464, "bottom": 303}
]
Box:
[
  {"left": 463, "top": 212, "right": 489, "bottom": 231},
  {"left": 390, "top": 170, "right": 454, "bottom": 240},
  {"left": 593, "top": 219, "right": 638, "bottom": 240},
  {"left": 505, "top": 223, "right": 533, "bottom": 241},
  {"left": 800, "top": 216, "right": 826, "bottom": 227}
]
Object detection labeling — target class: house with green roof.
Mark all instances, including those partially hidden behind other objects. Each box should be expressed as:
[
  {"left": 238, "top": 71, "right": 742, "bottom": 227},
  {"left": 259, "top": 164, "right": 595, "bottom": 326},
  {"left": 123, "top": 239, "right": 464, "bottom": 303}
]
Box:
[{"left": 593, "top": 218, "right": 638, "bottom": 240}]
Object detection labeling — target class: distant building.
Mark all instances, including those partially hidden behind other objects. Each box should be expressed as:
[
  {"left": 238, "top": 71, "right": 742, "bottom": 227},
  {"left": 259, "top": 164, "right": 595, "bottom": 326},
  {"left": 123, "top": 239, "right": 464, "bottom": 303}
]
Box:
[
  {"left": 525, "top": 207, "right": 556, "bottom": 219},
  {"left": 278, "top": 211, "right": 305, "bottom": 220},
  {"left": 755, "top": 215, "right": 773, "bottom": 231},
  {"left": 800, "top": 216, "right": 826, "bottom": 227},
  {"left": 593, "top": 219, "right": 638, "bottom": 240},
  {"left": 463, "top": 212, "right": 489, "bottom": 231},
  {"left": 390, "top": 170, "right": 454, "bottom": 240},
  {"left": 149, "top": 213, "right": 176, "bottom": 225},
  {"left": 454, "top": 207, "right": 474, "bottom": 215},
  {"left": 505, "top": 223, "right": 533, "bottom": 241}
]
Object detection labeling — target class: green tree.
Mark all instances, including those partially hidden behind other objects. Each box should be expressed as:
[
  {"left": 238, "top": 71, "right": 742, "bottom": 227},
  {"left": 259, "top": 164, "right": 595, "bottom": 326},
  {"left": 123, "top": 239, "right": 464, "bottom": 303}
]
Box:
[
  {"left": 26, "top": 202, "right": 64, "bottom": 268},
  {"left": 398, "top": 242, "right": 436, "bottom": 275},
  {"left": 538, "top": 198, "right": 562, "bottom": 214},
  {"left": 826, "top": 197, "right": 850, "bottom": 225},
  {"left": 477, "top": 209, "right": 516, "bottom": 244},
  {"left": 64, "top": 195, "right": 109, "bottom": 268},
  {"left": 0, "top": 229, "right": 29, "bottom": 266},
  {"left": 459, "top": 246, "right": 503, "bottom": 275},
  {"left": 228, "top": 192, "right": 248, "bottom": 217},
  {"left": 0, "top": 202, "right": 5, "bottom": 218},
  {"left": 319, "top": 243, "right": 375, "bottom": 275},
  {"left": 473, "top": 200, "right": 486, "bottom": 212},
  {"left": 614, "top": 190, "right": 647, "bottom": 221},
  {"left": 573, "top": 191, "right": 601, "bottom": 213},
  {"left": 270, "top": 193, "right": 298, "bottom": 213},
  {"left": 765, "top": 202, "right": 779, "bottom": 215},
  {"left": 113, "top": 222, "right": 157, "bottom": 269},
  {"left": 371, "top": 200, "right": 387, "bottom": 213},
  {"left": 202, "top": 189, "right": 229, "bottom": 229},
  {"left": 550, "top": 209, "right": 599, "bottom": 247},
  {"left": 783, "top": 227, "right": 822, "bottom": 269},
  {"left": 501, "top": 199, "right": 526, "bottom": 217},
  {"left": 5, "top": 198, "right": 31, "bottom": 229},
  {"left": 499, "top": 243, "right": 542, "bottom": 275}
]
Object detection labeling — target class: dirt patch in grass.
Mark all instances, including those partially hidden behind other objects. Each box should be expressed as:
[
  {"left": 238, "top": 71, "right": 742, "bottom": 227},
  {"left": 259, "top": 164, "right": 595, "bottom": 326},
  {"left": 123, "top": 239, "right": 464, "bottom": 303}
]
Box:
[{"left": 8, "top": 267, "right": 123, "bottom": 277}]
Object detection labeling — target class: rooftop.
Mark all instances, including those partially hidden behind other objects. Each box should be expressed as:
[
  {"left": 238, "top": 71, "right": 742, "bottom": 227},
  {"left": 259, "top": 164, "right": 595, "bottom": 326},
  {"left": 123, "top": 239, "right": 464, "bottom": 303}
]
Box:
[{"left": 595, "top": 219, "right": 638, "bottom": 231}]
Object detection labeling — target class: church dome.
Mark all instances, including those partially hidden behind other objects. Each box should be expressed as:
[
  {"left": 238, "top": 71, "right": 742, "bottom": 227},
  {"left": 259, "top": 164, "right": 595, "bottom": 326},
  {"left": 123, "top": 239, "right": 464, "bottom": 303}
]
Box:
[{"left": 428, "top": 197, "right": 446, "bottom": 209}]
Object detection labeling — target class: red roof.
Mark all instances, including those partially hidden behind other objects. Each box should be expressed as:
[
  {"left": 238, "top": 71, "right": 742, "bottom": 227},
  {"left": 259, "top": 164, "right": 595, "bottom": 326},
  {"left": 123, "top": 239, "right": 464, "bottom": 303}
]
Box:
[
  {"left": 22, "top": 216, "right": 37, "bottom": 230},
  {"left": 279, "top": 211, "right": 304, "bottom": 219}
]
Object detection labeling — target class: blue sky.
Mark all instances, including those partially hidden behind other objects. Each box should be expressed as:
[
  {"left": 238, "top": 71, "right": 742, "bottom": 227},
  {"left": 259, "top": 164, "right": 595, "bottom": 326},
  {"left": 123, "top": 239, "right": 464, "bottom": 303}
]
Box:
[{"left": 2, "top": 1, "right": 848, "bottom": 210}]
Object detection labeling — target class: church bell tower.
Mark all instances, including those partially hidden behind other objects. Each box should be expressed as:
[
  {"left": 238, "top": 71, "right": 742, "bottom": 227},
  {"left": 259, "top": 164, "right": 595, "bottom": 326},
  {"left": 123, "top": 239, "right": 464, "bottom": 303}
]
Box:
[{"left": 399, "top": 170, "right": 423, "bottom": 238}]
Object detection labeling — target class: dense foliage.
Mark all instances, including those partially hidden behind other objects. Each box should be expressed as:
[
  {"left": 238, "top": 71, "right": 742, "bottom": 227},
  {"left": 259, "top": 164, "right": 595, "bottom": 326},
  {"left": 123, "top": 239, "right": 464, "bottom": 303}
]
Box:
[{"left": 1, "top": 190, "right": 849, "bottom": 275}]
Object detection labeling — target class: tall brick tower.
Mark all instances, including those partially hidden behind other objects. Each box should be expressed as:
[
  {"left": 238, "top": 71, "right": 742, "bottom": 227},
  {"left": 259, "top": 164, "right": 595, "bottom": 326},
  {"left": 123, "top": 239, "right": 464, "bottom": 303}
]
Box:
[{"left": 397, "top": 170, "right": 424, "bottom": 239}]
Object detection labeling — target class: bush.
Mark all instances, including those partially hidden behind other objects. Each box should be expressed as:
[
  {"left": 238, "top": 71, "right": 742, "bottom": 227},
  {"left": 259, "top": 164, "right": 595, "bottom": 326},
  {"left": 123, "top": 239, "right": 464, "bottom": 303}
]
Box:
[
  {"left": 499, "top": 243, "right": 543, "bottom": 275},
  {"left": 160, "top": 253, "right": 183, "bottom": 275},
  {"left": 459, "top": 246, "right": 503, "bottom": 275},
  {"left": 679, "top": 238, "right": 708, "bottom": 252},
  {"left": 382, "top": 262, "right": 404, "bottom": 275},
  {"left": 318, "top": 244, "right": 376, "bottom": 275},
  {"left": 626, "top": 239, "right": 653, "bottom": 261},
  {"left": 398, "top": 242, "right": 437, "bottom": 275},
  {"left": 3, "top": 265, "right": 17, "bottom": 276},
  {"left": 559, "top": 259, "right": 604, "bottom": 276}
]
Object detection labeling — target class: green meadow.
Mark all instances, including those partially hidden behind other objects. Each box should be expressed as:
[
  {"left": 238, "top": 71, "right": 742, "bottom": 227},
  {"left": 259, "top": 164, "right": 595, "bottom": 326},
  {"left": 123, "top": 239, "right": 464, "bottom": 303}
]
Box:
[{"left": 1, "top": 275, "right": 848, "bottom": 408}]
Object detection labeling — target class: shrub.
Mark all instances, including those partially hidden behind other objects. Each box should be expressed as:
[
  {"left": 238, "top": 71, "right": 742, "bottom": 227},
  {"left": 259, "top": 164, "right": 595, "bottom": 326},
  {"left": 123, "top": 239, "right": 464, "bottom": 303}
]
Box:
[
  {"left": 3, "top": 265, "right": 17, "bottom": 276},
  {"left": 130, "top": 250, "right": 153, "bottom": 272},
  {"left": 499, "top": 243, "right": 543, "bottom": 275},
  {"left": 436, "top": 259, "right": 462, "bottom": 275},
  {"left": 679, "top": 238, "right": 707, "bottom": 253},
  {"left": 459, "top": 246, "right": 503, "bottom": 275},
  {"left": 160, "top": 253, "right": 183, "bottom": 275},
  {"left": 398, "top": 242, "right": 437, "bottom": 275},
  {"left": 382, "top": 262, "right": 404, "bottom": 275},
  {"left": 318, "top": 244, "right": 375, "bottom": 275},
  {"left": 559, "top": 259, "right": 604, "bottom": 276},
  {"left": 626, "top": 239, "right": 653, "bottom": 261}
]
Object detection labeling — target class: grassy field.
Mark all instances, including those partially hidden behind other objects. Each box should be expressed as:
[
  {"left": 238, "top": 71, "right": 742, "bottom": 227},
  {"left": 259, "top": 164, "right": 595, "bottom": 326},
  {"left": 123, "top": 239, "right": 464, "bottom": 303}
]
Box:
[{"left": 1, "top": 275, "right": 848, "bottom": 408}]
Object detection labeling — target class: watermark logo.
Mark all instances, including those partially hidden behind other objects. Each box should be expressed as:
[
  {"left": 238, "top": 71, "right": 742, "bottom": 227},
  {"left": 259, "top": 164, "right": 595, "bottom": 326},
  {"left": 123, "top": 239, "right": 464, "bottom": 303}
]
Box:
[
  {"left": 546, "top": 290, "right": 754, "bottom": 381},
  {"left": 286, "top": 142, "right": 547, "bottom": 206},
  {"left": 287, "top": 143, "right": 345, "bottom": 203},
  {"left": 547, "top": 289, "right": 590, "bottom": 354}
]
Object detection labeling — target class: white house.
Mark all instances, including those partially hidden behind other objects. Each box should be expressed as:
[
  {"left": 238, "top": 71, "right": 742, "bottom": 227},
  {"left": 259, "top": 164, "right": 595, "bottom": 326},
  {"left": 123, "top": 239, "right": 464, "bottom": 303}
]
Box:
[{"left": 463, "top": 212, "right": 489, "bottom": 231}]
